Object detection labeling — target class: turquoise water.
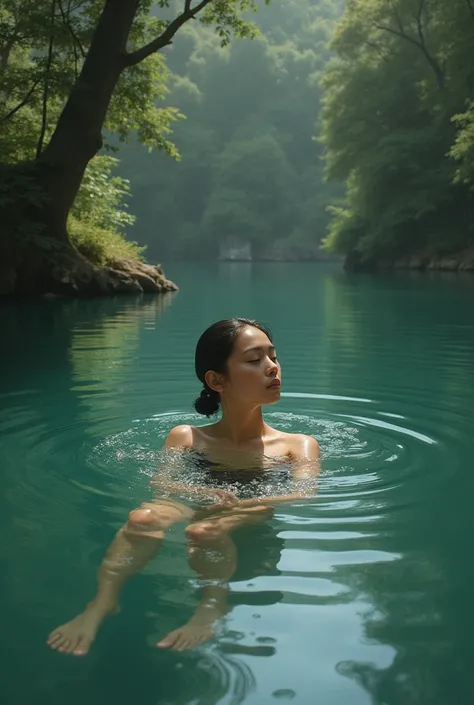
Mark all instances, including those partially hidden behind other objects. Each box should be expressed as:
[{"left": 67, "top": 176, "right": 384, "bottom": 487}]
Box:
[{"left": 1, "top": 262, "right": 474, "bottom": 705}]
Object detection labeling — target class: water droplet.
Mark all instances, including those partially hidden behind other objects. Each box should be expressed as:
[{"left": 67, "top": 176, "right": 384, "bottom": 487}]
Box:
[
  {"left": 252, "top": 613, "right": 261, "bottom": 618},
  {"left": 257, "top": 636, "right": 276, "bottom": 644}
]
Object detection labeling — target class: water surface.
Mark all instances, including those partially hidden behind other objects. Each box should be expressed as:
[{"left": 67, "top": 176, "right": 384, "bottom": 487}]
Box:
[{"left": 1, "top": 263, "right": 473, "bottom": 705}]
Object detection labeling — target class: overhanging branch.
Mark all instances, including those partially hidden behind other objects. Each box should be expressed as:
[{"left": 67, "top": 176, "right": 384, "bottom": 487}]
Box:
[
  {"left": 124, "top": 0, "right": 212, "bottom": 67},
  {"left": 0, "top": 75, "right": 43, "bottom": 123},
  {"left": 374, "top": 23, "right": 422, "bottom": 50},
  {"left": 375, "top": 10, "right": 445, "bottom": 90}
]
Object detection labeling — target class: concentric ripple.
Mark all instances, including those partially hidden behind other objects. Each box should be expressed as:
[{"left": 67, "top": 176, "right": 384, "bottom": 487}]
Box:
[
  {"left": 1, "top": 387, "right": 466, "bottom": 533},
  {"left": 1, "top": 269, "right": 474, "bottom": 705}
]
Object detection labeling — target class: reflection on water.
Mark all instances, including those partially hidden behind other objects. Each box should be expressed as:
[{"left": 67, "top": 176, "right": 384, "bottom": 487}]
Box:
[{"left": 0, "top": 265, "right": 474, "bottom": 705}]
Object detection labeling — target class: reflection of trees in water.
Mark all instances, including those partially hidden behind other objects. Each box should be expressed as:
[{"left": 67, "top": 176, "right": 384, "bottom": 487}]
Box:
[
  {"left": 337, "top": 653, "right": 450, "bottom": 705},
  {"left": 70, "top": 294, "right": 175, "bottom": 397},
  {"left": 317, "top": 274, "right": 474, "bottom": 705},
  {"left": 1, "top": 295, "right": 177, "bottom": 619},
  {"left": 323, "top": 271, "right": 474, "bottom": 402},
  {"left": 334, "top": 542, "right": 462, "bottom": 705}
]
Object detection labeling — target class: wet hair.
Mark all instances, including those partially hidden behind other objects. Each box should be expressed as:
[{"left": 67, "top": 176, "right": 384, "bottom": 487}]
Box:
[{"left": 193, "top": 317, "right": 273, "bottom": 416}]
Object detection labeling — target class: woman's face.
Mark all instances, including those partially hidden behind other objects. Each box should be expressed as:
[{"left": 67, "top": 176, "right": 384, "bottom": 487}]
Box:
[{"left": 215, "top": 325, "right": 281, "bottom": 407}]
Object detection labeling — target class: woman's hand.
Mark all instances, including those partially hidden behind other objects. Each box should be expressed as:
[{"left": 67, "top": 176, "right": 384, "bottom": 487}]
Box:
[
  {"left": 212, "top": 489, "right": 239, "bottom": 508},
  {"left": 197, "top": 489, "right": 240, "bottom": 516}
]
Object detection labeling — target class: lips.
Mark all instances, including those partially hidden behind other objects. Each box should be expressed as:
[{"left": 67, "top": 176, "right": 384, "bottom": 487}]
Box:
[{"left": 268, "top": 379, "right": 281, "bottom": 389}]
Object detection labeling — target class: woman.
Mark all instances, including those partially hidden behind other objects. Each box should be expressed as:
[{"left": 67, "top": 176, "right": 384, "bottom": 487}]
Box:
[{"left": 47, "top": 318, "right": 320, "bottom": 656}]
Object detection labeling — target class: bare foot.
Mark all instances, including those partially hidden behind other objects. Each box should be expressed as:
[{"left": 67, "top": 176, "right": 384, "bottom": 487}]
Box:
[
  {"left": 156, "top": 600, "right": 226, "bottom": 651},
  {"left": 156, "top": 621, "right": 216, "bottom": 651},
  {"left": 47, "top": 602, "right": 113, "bottom": 656}
]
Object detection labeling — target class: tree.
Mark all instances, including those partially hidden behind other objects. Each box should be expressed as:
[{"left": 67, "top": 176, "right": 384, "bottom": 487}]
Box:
[
  {"left": 118, "top": 0, "right": 345, "bottom": 261},
  {"left": 0, "top": 0, "right": 260, "bottom": 295},
  {"left": 200, "top": 133, "right": 296, "bottom": 254},
  {"left": 319, "top": 0, "right": 474, "bottom": 267}
]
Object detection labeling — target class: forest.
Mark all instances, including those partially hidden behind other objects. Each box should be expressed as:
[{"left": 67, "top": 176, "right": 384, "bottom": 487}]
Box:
[
  {"left": 320, "top": 0, "right": 474, "bottom": 269},
  {"left": 118, "top": 0, "right": 343, "bottom": 261},
  {"left": 1, "top": 0, "right": 474, "bottom": 296}
]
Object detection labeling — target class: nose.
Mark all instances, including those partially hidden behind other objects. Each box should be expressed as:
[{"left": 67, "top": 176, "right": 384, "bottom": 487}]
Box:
[{"left": 266, "top": 356, "right": 278, "bottom": 375}]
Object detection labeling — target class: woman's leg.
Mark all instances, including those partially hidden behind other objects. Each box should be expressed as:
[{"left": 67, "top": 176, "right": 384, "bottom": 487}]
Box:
[
  {"left": 47, "top": 500, "right": 193, "bottom": 656},
  {"left": 157, "top": 505, "right": 273, "bottom": 651}
]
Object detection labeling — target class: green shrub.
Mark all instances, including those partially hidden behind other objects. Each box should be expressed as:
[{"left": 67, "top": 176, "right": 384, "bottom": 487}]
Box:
[{"left": 69, "top": 216, "right": 146, "bottom": 266}]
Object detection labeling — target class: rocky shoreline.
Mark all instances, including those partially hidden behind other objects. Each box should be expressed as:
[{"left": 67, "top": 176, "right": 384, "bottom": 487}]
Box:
[
  {"left": 0, "top": 244, "right": 178, "bottom": 298},
  {"left": 344, "top": 249, "right": 474, "bottom": 272}
]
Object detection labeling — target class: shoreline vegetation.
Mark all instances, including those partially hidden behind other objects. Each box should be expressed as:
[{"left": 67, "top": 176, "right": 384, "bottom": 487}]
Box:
[{"left": 2, "top": 0, "right": 474, "bottom": 299}]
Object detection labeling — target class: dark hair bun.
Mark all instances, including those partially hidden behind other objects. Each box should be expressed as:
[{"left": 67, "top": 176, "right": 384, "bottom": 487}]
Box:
[{"left": 194, "top": 387, "right": 220, "bottom": 416}]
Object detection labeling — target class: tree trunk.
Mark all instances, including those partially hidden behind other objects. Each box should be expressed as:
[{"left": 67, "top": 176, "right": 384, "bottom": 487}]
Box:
[
  {"left": 0, "top": 0, "right": 200, "bottom": 296},
  {"left": 0, "top": 0, "right": 182, "bottom": 297},
  {"left": 35, "top": 0, "right": 141, "bottom": 241}
]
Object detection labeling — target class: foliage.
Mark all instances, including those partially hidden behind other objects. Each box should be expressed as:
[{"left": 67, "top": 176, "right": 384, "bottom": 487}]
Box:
[
  {"left": 0, "top": 0, "right": 264, "bottom": 160},
  {"left": 118, "top": 0, "right": 345, "bottom": 260},
  {"left": 68, "top": 155, "right": 145, "bottom": 265},
  {"left": 450, "top": 103, "right": 474, "bottom": 188},
  {"left": 71, "top": 156, "right": 135, "bottom": 232},
  {"left": 69, "top": 217, "right": 146, "bottom": 266},
  {"left": 0, "top": 0, "right": 275, "bottom": 266},
  {"left": 319, "top": 0, "right": 474, "bottom": 262}
]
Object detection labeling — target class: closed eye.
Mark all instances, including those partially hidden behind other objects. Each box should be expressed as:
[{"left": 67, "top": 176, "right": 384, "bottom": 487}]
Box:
[{"left": 247, "top": 355, "right": 277, "bottom": 364}]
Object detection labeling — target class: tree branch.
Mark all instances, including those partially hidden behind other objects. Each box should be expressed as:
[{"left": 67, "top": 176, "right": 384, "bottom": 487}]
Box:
[
  {"left": 375, "top": 11, "right": 445, "bottom": 90},
  {"left": 375, "top": 23, "right": 422, "bottom": 50},
  {"left": 415, "top": 0, "right": 428, "bottom": 47},
  {"left": 0, "top": 75, "right": 43, "bottom": 123},
  {"left": 36, "top": 0, "right": 56, "bottom": 158},
  {"left": 365, "top": 40, "right": 391, "bottom": 63},
  {"left": 58, "top": 0, "right": 86, "bottom": 58},
  {"left": 124, "top": 0, "right": 212, "bottom": 67},
  {"left": 66, "top": 0, "right": 77, "bottom": 78}
]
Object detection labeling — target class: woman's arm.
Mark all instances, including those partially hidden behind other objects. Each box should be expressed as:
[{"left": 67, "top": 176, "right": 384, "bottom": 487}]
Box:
[
  {"left": 151, "top": 477, "right": 238, "bottom": 505},
  {"left": 237, "top": 434, "right": 320, "bottom": 508},
  {"left": 151, "top": 425, "right": 238, "bottom": 507}
]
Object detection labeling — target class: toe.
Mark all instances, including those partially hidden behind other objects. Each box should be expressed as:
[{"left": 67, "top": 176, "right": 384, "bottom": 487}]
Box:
[
  {"left": 73, "top": 635, "right": 91, "bottom": 656},
  {"left": 52, "top": 635, "right": 69, "bottom": 651},
  {"left": 157, "top": 631, "right": 179, "bottom": 649},
  {"left": 174, "top": 634, "right": 188, "bottom": 651},
  {"left": 73, "top": 646, "right": 88, "bottom": 656},
  {"left": 47, "top": 631, "right": 62, "bottom": 646}
]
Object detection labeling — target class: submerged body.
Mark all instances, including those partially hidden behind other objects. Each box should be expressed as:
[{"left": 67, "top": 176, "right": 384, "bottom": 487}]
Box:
[{"left": 47, "top": 319, "right": 320, "bottom": 655}]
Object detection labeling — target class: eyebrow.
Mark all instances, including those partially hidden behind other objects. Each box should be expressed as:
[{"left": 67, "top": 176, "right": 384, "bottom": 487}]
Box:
[{"left": 242, "top": 345, "right": 276, "bottom": 355}]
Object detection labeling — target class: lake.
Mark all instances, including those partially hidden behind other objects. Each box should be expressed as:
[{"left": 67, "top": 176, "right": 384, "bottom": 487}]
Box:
[{"left": 1, "top": 262, "right": 473, "bottom": 705}]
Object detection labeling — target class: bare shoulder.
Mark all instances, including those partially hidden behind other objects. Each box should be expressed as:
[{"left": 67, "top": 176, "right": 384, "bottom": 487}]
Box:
[
  {"left": 284, "top": 432, "right": 320, "bottom": 460},
  {"left": 164, "top": 424, "right": 194, "bottom": 449}
]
